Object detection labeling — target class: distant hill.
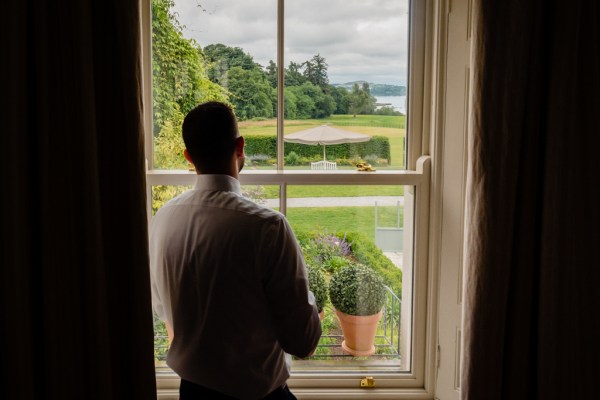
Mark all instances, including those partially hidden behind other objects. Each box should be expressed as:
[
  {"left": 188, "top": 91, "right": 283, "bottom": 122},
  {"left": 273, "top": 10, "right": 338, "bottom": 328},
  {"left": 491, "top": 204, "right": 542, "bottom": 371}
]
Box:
[{"left": 333, "top": 81, "right": 406, "bottom": 96}]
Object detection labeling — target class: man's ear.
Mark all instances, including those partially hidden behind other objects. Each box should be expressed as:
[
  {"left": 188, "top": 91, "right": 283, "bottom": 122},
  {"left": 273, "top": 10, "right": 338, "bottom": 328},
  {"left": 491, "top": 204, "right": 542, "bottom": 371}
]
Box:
[{"left": 235, "top": 136, "right": 245, "bottom": 157}]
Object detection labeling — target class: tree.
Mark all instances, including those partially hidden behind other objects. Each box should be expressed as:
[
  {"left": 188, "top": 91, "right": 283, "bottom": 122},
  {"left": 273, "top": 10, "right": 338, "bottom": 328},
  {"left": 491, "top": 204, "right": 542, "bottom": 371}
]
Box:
[
  {"left": 287, "top": 85, "right": 316, "bottom": 119},
  {"left": 203, "top": 43, "right": 261, "bottom": 84},
  {"left": 285, "top": 61, "right": 306, "bottom": 87},
  {"left": 330, "top": 86, "right": 350, "bottom": 114},
  {"left": 265, "top": 60, "right": 278, "bottom": 88},
  {"left": 303, "top": 54, "right": 329, "bottom": 90},
  {"left": 286, "top": 82, "right": 335, "bottom": 119},
  {"left": 302, "top": 83, "right": 335, "bottom": 118},
  {"left": 226, "top": 67, "right": 275, "bottom": 120},
  {"left": 360, "top": 82, "right": 377, "bottom": 114},
  {"left": 284, "top": 88, "right": 298, "bottom": 119},
  {"left": 348, "top": 82, "right": 376, "bottom": 117}
]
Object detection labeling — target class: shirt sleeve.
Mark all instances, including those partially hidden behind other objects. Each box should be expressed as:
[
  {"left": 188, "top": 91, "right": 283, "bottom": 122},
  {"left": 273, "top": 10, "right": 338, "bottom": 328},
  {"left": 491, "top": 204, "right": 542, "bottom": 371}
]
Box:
[
  {"left": 261, "top": 215, "right": 322, "bottom": 358},
  {"left": 149, "top": 215, "right": 168, "bottom": 322}
]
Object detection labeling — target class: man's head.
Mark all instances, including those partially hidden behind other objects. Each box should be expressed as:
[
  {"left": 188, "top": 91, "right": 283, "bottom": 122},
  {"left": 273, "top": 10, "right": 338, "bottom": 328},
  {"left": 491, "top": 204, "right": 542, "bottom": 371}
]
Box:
[{"left": 182, "top": 101, "right": 245, "bottom": 176}]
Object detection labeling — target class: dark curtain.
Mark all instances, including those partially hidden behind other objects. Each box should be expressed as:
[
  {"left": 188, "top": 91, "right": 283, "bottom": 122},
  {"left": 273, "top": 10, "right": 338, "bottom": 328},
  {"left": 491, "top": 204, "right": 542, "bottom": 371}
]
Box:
[
  {"left": 463, "top": 1, "right": 600, "bottom": 399},
  {"left": 1, "top": 1, "right": 157, "bottom": 398}
]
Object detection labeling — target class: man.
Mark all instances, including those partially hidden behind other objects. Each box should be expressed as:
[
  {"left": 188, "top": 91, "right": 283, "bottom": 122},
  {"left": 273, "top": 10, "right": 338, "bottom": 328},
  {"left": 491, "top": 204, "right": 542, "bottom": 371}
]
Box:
[{"left": 150, "top": 101, "right": 322, "bottom": 400}]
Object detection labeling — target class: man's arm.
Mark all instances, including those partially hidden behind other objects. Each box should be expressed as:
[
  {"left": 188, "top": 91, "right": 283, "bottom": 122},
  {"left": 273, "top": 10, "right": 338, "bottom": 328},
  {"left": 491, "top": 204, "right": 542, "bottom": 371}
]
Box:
[{"left": 262, "top": 216, "right": 322, "bottom": 358}]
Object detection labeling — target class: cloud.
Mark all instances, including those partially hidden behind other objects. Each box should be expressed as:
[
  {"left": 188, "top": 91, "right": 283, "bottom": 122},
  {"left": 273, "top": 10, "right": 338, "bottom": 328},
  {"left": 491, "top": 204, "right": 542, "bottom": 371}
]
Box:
[{"left": 171, "top": 0, "right": 409, "bottom": 85}]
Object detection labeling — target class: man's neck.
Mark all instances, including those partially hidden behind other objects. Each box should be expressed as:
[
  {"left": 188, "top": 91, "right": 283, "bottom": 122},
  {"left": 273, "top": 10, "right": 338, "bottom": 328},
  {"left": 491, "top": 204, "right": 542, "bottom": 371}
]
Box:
[{"left": 196, "top": 169, "right": 238, "bottom": 180}]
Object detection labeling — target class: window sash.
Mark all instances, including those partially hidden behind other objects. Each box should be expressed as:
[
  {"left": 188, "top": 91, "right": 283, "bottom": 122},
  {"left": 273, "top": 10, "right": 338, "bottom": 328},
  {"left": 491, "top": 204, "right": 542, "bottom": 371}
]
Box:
[
  {"left": 140, "top": 0, "right": 438, "bottom": 395},
  {"left": 147, "top": 157, "right": 431, "bottom": 389}
]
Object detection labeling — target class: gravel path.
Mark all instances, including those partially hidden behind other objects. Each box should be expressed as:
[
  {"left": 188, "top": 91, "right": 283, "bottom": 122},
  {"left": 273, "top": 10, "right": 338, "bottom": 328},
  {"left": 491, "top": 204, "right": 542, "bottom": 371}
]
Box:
[{"left": 383, "top": 252, "right": 403, "bottom": 270}]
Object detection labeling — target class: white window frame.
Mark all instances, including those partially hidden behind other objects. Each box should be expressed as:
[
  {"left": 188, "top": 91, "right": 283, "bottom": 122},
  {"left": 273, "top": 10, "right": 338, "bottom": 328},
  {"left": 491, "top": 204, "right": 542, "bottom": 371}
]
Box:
[{"left": 139, "top": 0, "right": 451, "bottom": 398}]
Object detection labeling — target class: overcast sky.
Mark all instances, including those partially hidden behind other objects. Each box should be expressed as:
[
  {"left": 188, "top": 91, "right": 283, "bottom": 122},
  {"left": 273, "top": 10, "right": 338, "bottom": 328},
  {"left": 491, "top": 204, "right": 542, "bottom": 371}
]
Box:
[{"left": 171, "top": 0, "right": 409, "bottom": 86}]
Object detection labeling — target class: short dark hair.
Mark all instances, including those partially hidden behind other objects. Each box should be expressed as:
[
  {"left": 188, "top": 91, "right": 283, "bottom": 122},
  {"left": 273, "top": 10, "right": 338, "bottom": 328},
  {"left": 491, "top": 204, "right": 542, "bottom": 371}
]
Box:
[{"left": 182, "top": 101, "right": 239, "bottom": 170}]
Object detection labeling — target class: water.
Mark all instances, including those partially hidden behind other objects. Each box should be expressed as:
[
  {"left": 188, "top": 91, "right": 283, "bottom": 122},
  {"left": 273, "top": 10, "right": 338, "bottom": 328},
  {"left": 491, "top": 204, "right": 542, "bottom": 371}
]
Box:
[{"left": 375, "top": 96, "right": 407, "bottom": 115}]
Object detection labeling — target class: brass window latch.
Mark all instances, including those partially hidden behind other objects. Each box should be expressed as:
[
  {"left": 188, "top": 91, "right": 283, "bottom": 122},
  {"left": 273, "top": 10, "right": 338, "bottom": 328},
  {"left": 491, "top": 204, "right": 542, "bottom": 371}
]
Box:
[{"left": 360, "top": 376, "right": 375, "bottom": 388}]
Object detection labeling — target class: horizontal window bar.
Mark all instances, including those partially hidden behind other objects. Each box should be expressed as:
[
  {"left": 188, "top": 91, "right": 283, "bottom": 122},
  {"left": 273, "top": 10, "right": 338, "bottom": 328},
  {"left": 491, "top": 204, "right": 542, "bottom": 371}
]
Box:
[{"left": 146, "top": 168, "right": 427, "bottom": 187}]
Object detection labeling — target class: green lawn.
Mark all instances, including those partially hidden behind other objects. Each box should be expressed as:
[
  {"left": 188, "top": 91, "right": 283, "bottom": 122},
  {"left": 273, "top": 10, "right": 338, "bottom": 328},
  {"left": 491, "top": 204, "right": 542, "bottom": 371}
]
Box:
[
  {"left": 287, "top": 206, "right": 404, "bottom": 242},
  {"left": 324, "top": 114, "right": 405, "bottom": 129},
  {"left": 261, "top": 185, "right": 404, "bottom": 199},
  {"left": 238, "top": 114, "right": 405, "bottom": 135}
]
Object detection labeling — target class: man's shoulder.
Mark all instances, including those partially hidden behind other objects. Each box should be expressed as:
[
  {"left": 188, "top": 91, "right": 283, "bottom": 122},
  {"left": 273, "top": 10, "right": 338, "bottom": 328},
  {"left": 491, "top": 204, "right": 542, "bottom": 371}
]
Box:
[
  {"left": 231, "top": 194, "right": 286, "bottom": 224},
  {"left": 152, "top": 189, "right": 195, "bottom": 216},
  {"left": 152, "top": 188, "right": 290, "bottom": 229}
]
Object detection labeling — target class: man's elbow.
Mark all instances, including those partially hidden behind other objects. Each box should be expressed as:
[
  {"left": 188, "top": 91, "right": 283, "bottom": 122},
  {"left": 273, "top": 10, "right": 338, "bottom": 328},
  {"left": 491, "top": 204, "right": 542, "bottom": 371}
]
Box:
[{"left": 280, "top": 314, "right": 322, "bottom": 358}]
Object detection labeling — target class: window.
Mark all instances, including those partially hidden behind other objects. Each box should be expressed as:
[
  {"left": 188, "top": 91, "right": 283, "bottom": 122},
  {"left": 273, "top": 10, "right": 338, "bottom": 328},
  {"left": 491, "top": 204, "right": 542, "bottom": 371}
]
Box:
[{"left": 142, "top": 0, "right": 439, "bottom": 396}]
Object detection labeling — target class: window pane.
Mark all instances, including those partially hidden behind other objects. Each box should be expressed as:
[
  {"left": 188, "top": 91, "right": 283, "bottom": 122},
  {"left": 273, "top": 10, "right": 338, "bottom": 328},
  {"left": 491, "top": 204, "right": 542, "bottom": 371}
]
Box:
[
  {"left": 151, "top": 183, "right": 414, "bottom": 372},
  {"left": 286, "top": 185, "right": 413, "bottom": 372},
  {"left": 152, "top": 0, "right": 277, "bottom": 169},
  {"left": 284, "top": 0, "right": 409, "bottom": 171}
]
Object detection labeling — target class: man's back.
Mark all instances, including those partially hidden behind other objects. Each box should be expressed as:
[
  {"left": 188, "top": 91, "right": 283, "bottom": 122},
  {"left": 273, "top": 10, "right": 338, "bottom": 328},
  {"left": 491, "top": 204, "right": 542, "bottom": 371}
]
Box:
[{"left": 150, "top": 174, "right": 321, "bottom": 399}]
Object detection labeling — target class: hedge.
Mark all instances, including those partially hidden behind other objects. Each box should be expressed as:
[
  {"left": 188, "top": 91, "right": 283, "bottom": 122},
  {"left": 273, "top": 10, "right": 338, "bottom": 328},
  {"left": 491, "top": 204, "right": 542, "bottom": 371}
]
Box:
[
  {"left": 343, "top": 231, "right": 402, "bottom": 298},
  {"left": 244, "top": 135, "right": 391, "bottom": 163}
]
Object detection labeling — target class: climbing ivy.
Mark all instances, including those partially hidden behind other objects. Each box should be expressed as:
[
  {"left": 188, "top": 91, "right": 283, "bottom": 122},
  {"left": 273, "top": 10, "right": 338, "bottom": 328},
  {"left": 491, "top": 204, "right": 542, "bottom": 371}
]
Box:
[{"left": 151, "top": 0, "right": 229, "bottom": 169}]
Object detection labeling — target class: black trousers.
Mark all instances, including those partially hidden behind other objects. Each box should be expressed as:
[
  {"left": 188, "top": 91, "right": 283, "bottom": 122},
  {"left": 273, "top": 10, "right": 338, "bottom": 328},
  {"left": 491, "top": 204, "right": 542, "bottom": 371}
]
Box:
[{"left": 179, "top": 379, "right": 298, "bottom": 400}]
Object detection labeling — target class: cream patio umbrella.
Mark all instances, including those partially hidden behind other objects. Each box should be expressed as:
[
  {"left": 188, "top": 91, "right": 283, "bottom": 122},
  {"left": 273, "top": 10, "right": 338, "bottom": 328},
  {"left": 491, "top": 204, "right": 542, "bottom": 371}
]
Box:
[{"left": 283, "top": 124, "right": 371, "bottom": 160}]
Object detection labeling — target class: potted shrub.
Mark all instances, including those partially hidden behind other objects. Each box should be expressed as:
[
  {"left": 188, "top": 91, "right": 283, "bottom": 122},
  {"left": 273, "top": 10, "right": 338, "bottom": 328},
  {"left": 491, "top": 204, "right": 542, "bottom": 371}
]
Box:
[
  {"left": 307, "top": 265, "right": 328, "bottom": 320},
  {"left": 329, "top": 263, "right": 386, "bottom": 356}
]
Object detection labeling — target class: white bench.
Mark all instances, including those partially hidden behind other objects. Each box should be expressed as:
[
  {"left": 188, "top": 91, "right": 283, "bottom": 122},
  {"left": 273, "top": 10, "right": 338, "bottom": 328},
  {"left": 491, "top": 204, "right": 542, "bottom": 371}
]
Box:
[{"left": 310, "top": 160, "right": 337, "bottom": 170}]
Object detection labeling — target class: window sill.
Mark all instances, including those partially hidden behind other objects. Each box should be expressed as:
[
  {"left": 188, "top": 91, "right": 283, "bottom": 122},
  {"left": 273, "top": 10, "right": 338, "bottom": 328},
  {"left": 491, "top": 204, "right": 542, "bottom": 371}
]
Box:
[
  {"left": 156, "top": 370, "right": 434, "bottom": 400},
  {"left": 146, "top": 165, "right": 428, "bottom": 187}
]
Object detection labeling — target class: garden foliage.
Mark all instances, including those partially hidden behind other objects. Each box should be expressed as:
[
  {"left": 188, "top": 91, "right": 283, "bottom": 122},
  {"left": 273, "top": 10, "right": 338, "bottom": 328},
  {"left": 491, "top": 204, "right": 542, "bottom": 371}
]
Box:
[
  {"left": 297, "top": 231, "right": 402, "bottom": 297},
  {"left": 306, "top": 265, "right": 328, "bottom": 312},
  {"left": 329, "top": 263, "right": 387, "bottom": 316}
]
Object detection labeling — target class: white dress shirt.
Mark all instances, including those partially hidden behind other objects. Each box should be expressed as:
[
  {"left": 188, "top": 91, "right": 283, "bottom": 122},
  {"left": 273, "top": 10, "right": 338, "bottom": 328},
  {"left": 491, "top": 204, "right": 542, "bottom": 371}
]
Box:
[{"left": 150, "top": 174, "right": 321, "bottom": 399}]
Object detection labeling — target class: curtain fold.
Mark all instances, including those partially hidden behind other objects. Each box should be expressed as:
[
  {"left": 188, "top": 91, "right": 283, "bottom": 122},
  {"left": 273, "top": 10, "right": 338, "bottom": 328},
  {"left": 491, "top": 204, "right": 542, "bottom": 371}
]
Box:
[
  {"left": 2, "top": 1, "right": 156, "bottom": 398},
  {"left": 464, "top": 1, "right": 600, "bottom": 399}
]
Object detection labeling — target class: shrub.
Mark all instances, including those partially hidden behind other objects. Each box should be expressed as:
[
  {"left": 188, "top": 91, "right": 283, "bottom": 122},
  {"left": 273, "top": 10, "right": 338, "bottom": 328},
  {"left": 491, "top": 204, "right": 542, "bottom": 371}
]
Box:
[
  {"left": 246, "top": 154, "right": 271, "bottom": 166},
  {"left": 307, "top": 265, "right": 328, "bottom": 312},
  {"left": 285, "top": 151, "right": 300, "bottom": 165},
  {"left": 303, "top": 232, "right": 352, "bottom": 269},
  {"left": 335, "top": 158, "right": 360, "bottom": 166},
  {"left": 363, "top": 154, "right": 380, "bottom": 165},
  {"left": 323, "top": 255, "right": 351, "bottom": 274},
  {"left": 374, "top": 106, "right": 403, "bottom": 116},
  {"left": 299, "top": 155, "right": 323, "bottom": 165},
  {"left": 329, "top": 263, "right": 386, "bottom": 316}
]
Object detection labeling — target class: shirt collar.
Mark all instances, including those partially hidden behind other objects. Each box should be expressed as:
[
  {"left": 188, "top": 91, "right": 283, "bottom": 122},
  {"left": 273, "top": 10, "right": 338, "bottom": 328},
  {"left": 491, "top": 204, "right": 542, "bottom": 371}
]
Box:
[{"left": 194, "top": 174, "right": 242, "bottom": 195}]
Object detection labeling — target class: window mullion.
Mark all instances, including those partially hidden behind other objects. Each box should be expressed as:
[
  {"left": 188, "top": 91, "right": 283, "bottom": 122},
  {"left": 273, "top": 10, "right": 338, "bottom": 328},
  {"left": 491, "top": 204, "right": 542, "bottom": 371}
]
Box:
[
  {"left": 277, "top": 0, "right": 285, "bottom": 214},
  {"left": 276, "top": 0, "right": 285, "bottom": 171}
]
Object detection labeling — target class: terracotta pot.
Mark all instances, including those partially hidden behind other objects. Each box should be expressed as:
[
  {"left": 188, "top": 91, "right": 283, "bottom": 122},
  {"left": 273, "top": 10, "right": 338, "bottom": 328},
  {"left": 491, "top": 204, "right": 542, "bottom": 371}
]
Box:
[{"left": 335, "top": 309, "right": 383, "bottom": 356}]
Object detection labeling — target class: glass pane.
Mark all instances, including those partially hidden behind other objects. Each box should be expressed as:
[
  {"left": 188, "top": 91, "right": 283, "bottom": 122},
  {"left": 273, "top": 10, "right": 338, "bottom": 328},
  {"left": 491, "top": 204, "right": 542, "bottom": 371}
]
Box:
[
  {"left": 152, "top": 0, "right": 277, "bottom": 170},
  {"left": 286, "top": 185, "right": 413, "bottom": 372},
  {"left": 284, "top": 0, "right": 409, "bottom": 171}
]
